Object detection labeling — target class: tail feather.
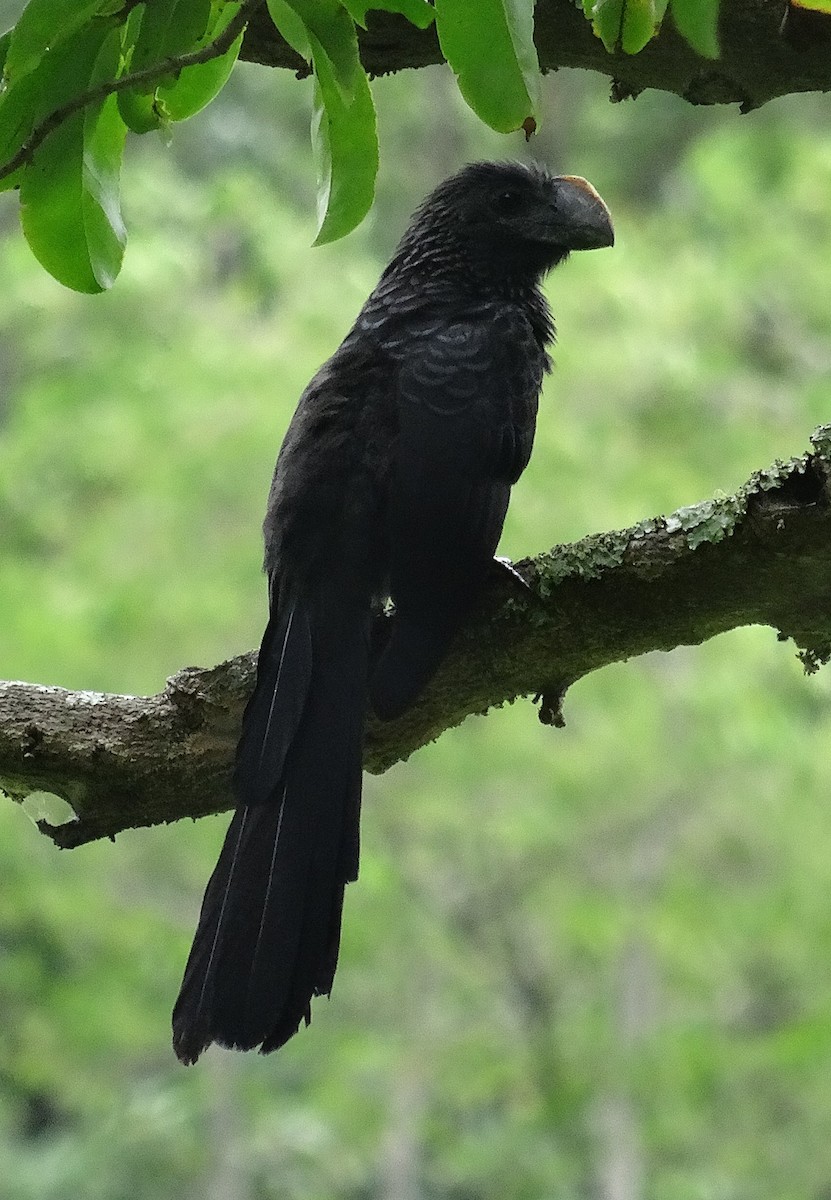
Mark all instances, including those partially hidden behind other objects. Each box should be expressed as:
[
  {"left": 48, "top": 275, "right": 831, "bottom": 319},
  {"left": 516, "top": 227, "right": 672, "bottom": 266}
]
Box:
[
  {"left": 172, "top": 595, "right": 367, "bottom": 1064},
  {"left": 233, "top": 605, "right": 312, "bottom": 804}
]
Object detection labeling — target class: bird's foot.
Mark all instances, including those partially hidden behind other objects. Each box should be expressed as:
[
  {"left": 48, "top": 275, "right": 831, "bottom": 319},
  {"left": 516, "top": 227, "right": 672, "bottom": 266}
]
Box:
[{"left": 491, "top": 555, "right": 532, "bottom": 591}]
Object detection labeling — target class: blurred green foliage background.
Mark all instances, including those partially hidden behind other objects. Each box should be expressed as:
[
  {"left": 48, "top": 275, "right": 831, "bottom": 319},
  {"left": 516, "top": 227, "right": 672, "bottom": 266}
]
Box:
[{"left": 2, "top": 53, "right": 831, "bottom": 1200}]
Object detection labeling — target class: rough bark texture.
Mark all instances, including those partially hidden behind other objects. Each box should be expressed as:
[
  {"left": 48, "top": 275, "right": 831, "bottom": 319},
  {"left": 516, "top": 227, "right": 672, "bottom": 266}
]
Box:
[
  {"left": 3, "top": 427, "right": 831, "bottom": 850},
  {"left": 240, "top": 0, "right": 831, "bottom": 111}
]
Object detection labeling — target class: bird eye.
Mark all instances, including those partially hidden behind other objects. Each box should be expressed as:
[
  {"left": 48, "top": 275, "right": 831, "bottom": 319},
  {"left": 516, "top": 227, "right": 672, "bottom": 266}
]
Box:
[{"left": 493, "top": 190, "right": 524, "bottom": 215}]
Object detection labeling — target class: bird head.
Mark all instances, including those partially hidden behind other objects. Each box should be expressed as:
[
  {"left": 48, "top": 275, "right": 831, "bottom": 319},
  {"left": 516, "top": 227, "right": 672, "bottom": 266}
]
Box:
[{"left": 402, "top": 161, "right": 614, "bottom": 285}]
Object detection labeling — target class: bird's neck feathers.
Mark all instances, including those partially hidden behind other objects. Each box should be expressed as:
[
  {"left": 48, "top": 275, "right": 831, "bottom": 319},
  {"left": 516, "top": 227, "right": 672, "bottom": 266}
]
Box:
[{"left": 365, "top": 228, "right": 557, "bottom": 352}]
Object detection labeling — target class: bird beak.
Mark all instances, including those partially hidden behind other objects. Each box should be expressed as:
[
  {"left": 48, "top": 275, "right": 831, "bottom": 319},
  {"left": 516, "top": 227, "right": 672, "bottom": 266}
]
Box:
[{"left": 550, "top": 176, "right": 614, "bottom": 251}]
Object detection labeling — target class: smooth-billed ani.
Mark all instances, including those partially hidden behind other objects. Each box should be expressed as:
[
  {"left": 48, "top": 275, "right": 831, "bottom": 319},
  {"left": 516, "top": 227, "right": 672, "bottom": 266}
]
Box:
[{"left": 172, "top": 161, "right": 613, "bottom": 1063}]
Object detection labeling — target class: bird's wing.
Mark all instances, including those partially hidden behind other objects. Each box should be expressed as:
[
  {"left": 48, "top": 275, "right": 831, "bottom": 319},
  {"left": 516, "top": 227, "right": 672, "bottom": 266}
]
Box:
[
  {"left": 391, "top": 308, "right": 542, "bottom": 593},
  {"left": 371, "top": 309, "right": 544, "bottom": 718}
]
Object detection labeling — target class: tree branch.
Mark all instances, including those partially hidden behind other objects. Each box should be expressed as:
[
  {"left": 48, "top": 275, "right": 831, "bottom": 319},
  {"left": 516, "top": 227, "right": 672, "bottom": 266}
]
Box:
[
  {"left": 3, "top": 426, "right": 831, "bottom": 850},
  {"left": 242, "top": 0, "right": 831, "bottom": 110},
  {"left": 2, "top": 0, "right": 821, "bottom": 190}
]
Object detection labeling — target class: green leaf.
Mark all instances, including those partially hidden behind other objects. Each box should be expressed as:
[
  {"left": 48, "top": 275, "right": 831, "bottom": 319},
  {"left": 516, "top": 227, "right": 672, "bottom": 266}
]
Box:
[
  {"left": 0, "top": 27, "right": 19, "bottom": 184},
  {"left": 309, "top": 28, "right": 378, "bottom": 244},
  {"left": 339, "top": 0, "right": 436, "bottom": 29},
  {"left": 621, "top": 0, "right": 661, "bottom": 50},
  {"left": 0, "top": 28, "right": 12, "bottom": 77},
  {"left": 133, "top": 0, "right": 212, "bottom": 67},
  {"left": 115, "top": 4, "right": 162, "bottom": 133},
  {"left": 273, "top": 1, "right": 361, "bottom": 98},
  {"left": 116, "top": 5, "right": 160, "bottom": 134},
  {"left": 157, "top": 20, "right": 244, "bottom": 121},
  {"left": 0, "top": 21, "right": 109, "bottom": 184},
  {"left": 0, "top": 164, "right": 22, "bottom": 193},
  {"left": 116, "top": 91, "right": 163, "bottom": 135},
  {"left": 117, "top": 0, "right": 212, "bottom": 132},
  {"left": 82, "top": 28, "right": 128, "bottom": 289},
  {"left": 20, "top": 114, "right": 98, "bottom": 290},
  {"left": 593, "top": 0, "right": 622, "bottom": 52},
  {"left": 264, "top": 1, "right": 377, "bottom": 240},
  {"left": 0, "top": 71, "right": 43, "bottom": 168},
  {"left": 19, "top": 26, "right": 125, "bottom": 292},
  {"left": 4, "top": 0, "right": 110, "bottom": 85},
  {"left": 670, "top": 0, "right": 719, "bottom": 57},
  {"left": 265, "top": 0, "right": 312, "bottom": 57},
  {"left": 434, "top": 0, "right": 539, "bottom": 134},
  {"left": 338, "top": 0, "right": 370, "bottom": 27},
  {"left": 591, "top": 0, "right": 665, "bottom": 52}
]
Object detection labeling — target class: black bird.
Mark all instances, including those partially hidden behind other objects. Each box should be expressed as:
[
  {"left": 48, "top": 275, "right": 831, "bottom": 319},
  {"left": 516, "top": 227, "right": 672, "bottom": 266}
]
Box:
[{"left": 172, "top": 161, "right": 613, "bottom": 1063}]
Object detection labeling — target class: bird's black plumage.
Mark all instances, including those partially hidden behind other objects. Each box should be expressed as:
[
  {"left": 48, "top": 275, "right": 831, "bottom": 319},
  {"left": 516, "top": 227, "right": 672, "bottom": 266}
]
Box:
[{"left": 172, "top": 161, "right": 613, "bottom": 1063}]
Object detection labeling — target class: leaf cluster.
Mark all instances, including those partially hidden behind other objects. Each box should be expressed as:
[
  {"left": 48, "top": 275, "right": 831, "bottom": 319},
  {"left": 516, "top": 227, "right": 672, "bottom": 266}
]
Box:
[
  {"left": 0, "top": 0, "right": 248, "bottom": 290},
  {"left": 0, "top": 0, "right": 728, "bottom": 292}
]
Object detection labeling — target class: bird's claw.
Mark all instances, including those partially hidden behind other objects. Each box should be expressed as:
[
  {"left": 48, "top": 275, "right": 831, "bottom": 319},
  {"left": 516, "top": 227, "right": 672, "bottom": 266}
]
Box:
[{"left": 491, "top": 556, "right": 531, "bottom": 590}]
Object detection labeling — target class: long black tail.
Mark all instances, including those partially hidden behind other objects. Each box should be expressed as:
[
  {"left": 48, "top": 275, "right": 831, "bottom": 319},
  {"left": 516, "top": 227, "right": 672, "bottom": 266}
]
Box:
[{"left": 172, "top": 594, "right": 367, "bottom": 1063}]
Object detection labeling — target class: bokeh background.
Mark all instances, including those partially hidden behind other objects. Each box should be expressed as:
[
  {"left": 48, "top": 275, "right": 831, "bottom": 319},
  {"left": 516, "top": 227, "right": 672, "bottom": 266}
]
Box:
[{"left": 3, "top": 26, "right": 831, "bottom": 1200}]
